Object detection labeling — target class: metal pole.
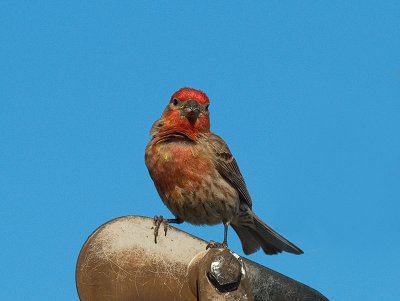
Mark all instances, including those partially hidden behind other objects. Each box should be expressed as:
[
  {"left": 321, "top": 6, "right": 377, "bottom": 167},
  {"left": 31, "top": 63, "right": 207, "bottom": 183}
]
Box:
[{"left": 76, "top": 216, "right": 328, "bottom": 301}]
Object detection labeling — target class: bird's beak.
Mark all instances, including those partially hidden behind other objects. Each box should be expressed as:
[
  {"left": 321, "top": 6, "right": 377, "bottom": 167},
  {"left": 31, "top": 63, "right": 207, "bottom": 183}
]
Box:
[{"left": 182, "top": 99, "right": 201, "bottom": 123}]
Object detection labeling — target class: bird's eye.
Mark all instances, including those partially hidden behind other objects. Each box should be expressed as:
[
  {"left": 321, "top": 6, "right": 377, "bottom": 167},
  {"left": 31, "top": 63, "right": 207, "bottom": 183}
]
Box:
[
  {"left": 205, "top": 104, "right": 209, "bottom": 111},
  {"left": 172, "top": 98, "right": 179, "bottom": 106}
]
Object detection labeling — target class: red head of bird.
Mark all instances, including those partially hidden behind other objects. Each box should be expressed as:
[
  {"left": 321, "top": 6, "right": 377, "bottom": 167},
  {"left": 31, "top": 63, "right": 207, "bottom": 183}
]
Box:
[{"left": 159, "top": 87, "right": 211, "bottom": 139}]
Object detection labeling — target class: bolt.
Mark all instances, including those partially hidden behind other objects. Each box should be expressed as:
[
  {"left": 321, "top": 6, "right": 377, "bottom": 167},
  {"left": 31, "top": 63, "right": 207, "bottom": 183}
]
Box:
[{"left": 206, "top": 250, "right": 242, "bottom": 293}]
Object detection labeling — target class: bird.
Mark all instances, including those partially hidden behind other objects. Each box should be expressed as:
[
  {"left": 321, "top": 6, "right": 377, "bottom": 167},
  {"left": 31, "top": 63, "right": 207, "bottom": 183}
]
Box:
[{"left": 145, "top": 87, "right": 303, "bottom": 255}]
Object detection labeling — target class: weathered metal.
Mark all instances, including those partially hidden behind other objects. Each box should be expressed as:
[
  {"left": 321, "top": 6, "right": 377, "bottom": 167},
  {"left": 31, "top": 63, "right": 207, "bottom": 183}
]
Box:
[
  {"left": 76, "top": 216, "right": 328, "bottom": 301},
  {"left": 187, "top": 248, "right": 253, "bottom": 300}
]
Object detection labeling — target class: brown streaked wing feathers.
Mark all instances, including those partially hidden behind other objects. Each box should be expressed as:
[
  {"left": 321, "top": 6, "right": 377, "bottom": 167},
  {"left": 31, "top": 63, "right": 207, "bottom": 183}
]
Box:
[{"left": 208, "top": 134, "right": 253, "bottom": 208}]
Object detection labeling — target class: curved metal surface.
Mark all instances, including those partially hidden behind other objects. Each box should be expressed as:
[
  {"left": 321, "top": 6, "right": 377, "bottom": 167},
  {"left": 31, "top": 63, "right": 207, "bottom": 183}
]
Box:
[{"left": 76, "top": 216, "right": 328, "bottom": 301}]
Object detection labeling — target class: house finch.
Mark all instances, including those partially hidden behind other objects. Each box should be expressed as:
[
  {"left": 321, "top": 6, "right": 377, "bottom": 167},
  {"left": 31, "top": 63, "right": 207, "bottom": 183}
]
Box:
[{"left": 145, "top": 87, "right": 303, "bottom": 255}]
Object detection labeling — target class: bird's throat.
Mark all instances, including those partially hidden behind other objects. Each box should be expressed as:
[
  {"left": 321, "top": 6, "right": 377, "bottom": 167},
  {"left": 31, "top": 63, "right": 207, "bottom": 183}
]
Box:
[{"left": 154, "top": 128, "right": 196, "bottom": 145}]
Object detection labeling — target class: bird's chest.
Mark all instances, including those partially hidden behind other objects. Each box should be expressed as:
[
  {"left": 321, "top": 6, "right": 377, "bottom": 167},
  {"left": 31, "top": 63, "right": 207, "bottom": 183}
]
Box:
[
  {"left": 146, "top": 141, "right": 239, "bottom": 224},
  {"left": 146, "top": 142, "right": 214, "bottom": 198}
]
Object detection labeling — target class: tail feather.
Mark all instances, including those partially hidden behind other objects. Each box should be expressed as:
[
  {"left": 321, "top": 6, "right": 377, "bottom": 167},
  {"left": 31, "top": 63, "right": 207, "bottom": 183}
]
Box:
[
  {"left": 232, "top": 212, "right": 303, "bottom": 255},
  {"left": 231, "top": 225, "right": 260, "bottom": 254}
]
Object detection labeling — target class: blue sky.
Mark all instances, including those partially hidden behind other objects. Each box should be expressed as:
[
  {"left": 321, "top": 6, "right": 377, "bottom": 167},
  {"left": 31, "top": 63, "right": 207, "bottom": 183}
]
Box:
[{"left": 1, "top": 1, "right": 399, "bottom": 300}]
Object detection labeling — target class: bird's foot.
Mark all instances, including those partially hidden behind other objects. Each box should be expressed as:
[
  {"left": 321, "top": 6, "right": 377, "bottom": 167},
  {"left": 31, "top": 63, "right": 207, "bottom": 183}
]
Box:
[
  {"left": 206, "top": 240, "right": 228, "bottom": 250},
  {"left": 153, "top": 216, "right": 184, "bottom": 244},
  {"left": 153, "top": 215, "right": 169, "bottom": 244}
]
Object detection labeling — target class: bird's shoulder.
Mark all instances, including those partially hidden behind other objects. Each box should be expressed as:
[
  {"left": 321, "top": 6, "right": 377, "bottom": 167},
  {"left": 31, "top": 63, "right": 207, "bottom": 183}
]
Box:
[
  {"left": 149, "top": 118, "right": 164, "bottom": 138},
  {"left": 203, "top": 133, "right": 231, "bottom": 156}
]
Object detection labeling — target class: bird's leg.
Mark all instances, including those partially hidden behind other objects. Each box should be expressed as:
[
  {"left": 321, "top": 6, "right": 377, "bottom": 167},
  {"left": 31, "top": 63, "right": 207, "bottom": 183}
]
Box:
[
  {"left": 153, "top": 216, "right": 183, "bottom": 244},
  {"left": 223, "top": 222, "right": 229, "bottom": 247},
  {"left": 206, "top": 223, "right": 229, "bottom": 250}
]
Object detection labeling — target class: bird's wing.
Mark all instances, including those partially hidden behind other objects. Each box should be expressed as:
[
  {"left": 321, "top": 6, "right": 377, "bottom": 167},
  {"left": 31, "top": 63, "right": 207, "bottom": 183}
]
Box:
[{"left": 208, "top": 133, "right": 253, "bottom": 208}]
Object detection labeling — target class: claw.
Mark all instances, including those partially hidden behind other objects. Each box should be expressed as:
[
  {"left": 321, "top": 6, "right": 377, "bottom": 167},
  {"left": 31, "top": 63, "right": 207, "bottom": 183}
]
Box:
[
  {"left": 206, "top": 240, "right": 228, "bottom": 250},
  {"left": 163, "top": 220, "right": 168, "bottom": 236},
  {"left": 153, "top": 216, "right": 183, "bottom": 244},
  {"left": 153, "top": 215, "right": 164, "bottom": 244}
]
